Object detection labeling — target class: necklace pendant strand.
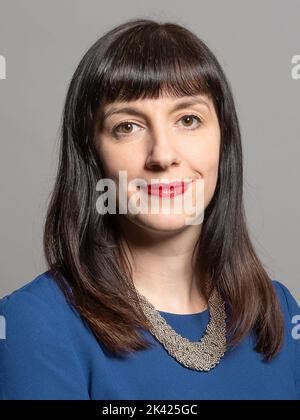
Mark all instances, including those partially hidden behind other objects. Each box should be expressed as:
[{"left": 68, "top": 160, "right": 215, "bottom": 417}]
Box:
[{"left": 133, "top": 288, "right": 227, "bottom": 372}]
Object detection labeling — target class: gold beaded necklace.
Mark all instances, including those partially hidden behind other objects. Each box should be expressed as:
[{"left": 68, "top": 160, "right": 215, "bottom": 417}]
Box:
[{"left": 133, "top": 288, "right": 227, "bottom": 371}]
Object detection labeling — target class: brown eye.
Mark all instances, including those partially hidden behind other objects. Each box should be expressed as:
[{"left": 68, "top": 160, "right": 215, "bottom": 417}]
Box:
[
  {"left": 182, "top": 116, "right": 193, "bottom": 126},
  {"left": 180, "top": 114, "right": 202, "bottom": 129},
  {"left": 114, "top": 122, "right": 134, "bottom": 134},
  {"left": 111, "top": 121, "right": 143, "bottom": 137}
]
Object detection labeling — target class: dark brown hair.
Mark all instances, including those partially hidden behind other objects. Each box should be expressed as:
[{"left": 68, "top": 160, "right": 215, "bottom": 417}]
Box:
[{"left": 44, "top": 18, "right": 284, "bottom": 361}]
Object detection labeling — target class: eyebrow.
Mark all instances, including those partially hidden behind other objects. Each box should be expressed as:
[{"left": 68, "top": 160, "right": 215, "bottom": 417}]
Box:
[{"left": 102, "top": 97, "right": 211, "bottom": 122}]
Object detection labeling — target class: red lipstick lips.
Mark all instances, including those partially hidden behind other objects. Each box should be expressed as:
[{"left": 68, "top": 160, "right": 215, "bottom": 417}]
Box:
[{"left": 144, "top": 180, "right": 193, "bottom": 198}]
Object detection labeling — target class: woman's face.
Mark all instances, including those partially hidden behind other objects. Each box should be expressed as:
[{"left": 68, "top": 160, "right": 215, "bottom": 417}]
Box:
[{"left": 94, "top": 93, "right": 220, "bottom": 232}]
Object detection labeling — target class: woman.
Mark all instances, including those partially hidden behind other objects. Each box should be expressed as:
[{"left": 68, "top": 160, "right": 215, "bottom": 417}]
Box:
[{"left": 0, "top": 18, "right": 299, "bottom": 400}]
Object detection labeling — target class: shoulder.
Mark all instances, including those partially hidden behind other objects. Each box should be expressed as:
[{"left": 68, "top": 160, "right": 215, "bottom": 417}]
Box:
[
  {"left": 271, "top": 279, "right": 300, "bottom": 343},
  {"left": 271, "top": 279, "right": 299, "bottom": 318},
  {"left": 0, "top": 271, "right": 80, "bottom": 332},
  {"left": 1, "top": 270, "right": 69, "bottom": 307},
  {"left": 0, "top": 271, "right": 91, "bottom": 399},
  {"left": 0, "top": 270, "right": 95, "bottom": 345},
  {"left": 271, "top": 279, "right": 300, "bottom": 399}
]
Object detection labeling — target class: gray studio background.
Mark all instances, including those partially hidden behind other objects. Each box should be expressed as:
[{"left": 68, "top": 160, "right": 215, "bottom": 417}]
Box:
[{"left": 0, "top": 0, "right": 299, "bottom": 301}]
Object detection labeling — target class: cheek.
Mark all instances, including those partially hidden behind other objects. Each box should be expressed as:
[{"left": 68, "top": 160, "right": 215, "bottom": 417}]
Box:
[
  {"left": 188, "top": 131, "right": 220, "bottom": 177},
  {"left": 202, "top": 147, "right": 220, "bottom": 181},
  {"left": 96, "top": 141, "right": 140, "bottom": 181},
  {"left": 186, "top": 133, "right": 220, "bottom": 203}
]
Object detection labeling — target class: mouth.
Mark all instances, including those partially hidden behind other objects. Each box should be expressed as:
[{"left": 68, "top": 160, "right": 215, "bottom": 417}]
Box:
[{"left": 141, "top": 180, "right": 193, "bottom": 198}]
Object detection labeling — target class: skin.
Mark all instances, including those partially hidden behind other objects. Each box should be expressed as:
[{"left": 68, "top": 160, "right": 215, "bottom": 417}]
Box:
[{"left": 94, "top": 93, "right": 221, "bottom": 314}]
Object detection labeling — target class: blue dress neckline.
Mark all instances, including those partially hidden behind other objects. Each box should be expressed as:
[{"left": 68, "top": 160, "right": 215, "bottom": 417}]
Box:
[{"left": 158, "top": 308, "right": 209, "bottom": 318}]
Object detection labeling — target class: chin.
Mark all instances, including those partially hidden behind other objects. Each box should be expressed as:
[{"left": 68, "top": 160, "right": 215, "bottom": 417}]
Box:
[{"left": 129, "top": 212, "right": 203, "bottom": 233}]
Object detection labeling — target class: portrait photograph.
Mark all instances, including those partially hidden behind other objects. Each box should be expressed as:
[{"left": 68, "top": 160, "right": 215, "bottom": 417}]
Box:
[{"left": 0, "top": 0, "right": 299, "bottom": 403}]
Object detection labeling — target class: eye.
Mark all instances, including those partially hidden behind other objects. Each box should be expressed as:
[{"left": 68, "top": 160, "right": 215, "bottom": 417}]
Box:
[
  {"left": 111, "top": 114, "right": 203, "bottom": 137},
  {"left": 178, "top": 114, "right": 202, "bottom": 130},
  {"left": 112, "top": 121, "right": 140, "bottom": 136}
]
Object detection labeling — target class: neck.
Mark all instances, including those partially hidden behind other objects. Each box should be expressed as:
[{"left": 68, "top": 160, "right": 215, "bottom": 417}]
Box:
[{"left": 117, "top": 217, "right": 208, "bottom": 314}]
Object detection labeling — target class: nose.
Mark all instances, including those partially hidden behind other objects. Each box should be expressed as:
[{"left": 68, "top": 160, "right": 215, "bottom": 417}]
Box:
[{"left": 145, "top": 127, "right": 181, "bottom": 171}]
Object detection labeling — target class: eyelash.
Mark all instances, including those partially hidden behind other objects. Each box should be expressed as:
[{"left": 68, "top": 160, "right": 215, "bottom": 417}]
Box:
[{"left": 111, "top": 114, "right": 203, "bottom": 137}]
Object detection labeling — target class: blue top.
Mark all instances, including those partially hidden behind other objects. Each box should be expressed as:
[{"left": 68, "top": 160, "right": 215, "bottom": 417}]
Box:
[{"left": 0, "top": 271, "right": 299, "bottom": 400}]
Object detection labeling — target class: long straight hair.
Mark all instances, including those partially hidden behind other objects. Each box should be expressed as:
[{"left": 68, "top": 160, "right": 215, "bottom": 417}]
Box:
[{"left": 44, "top": 18, "right": 284, "bottom": 361}]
